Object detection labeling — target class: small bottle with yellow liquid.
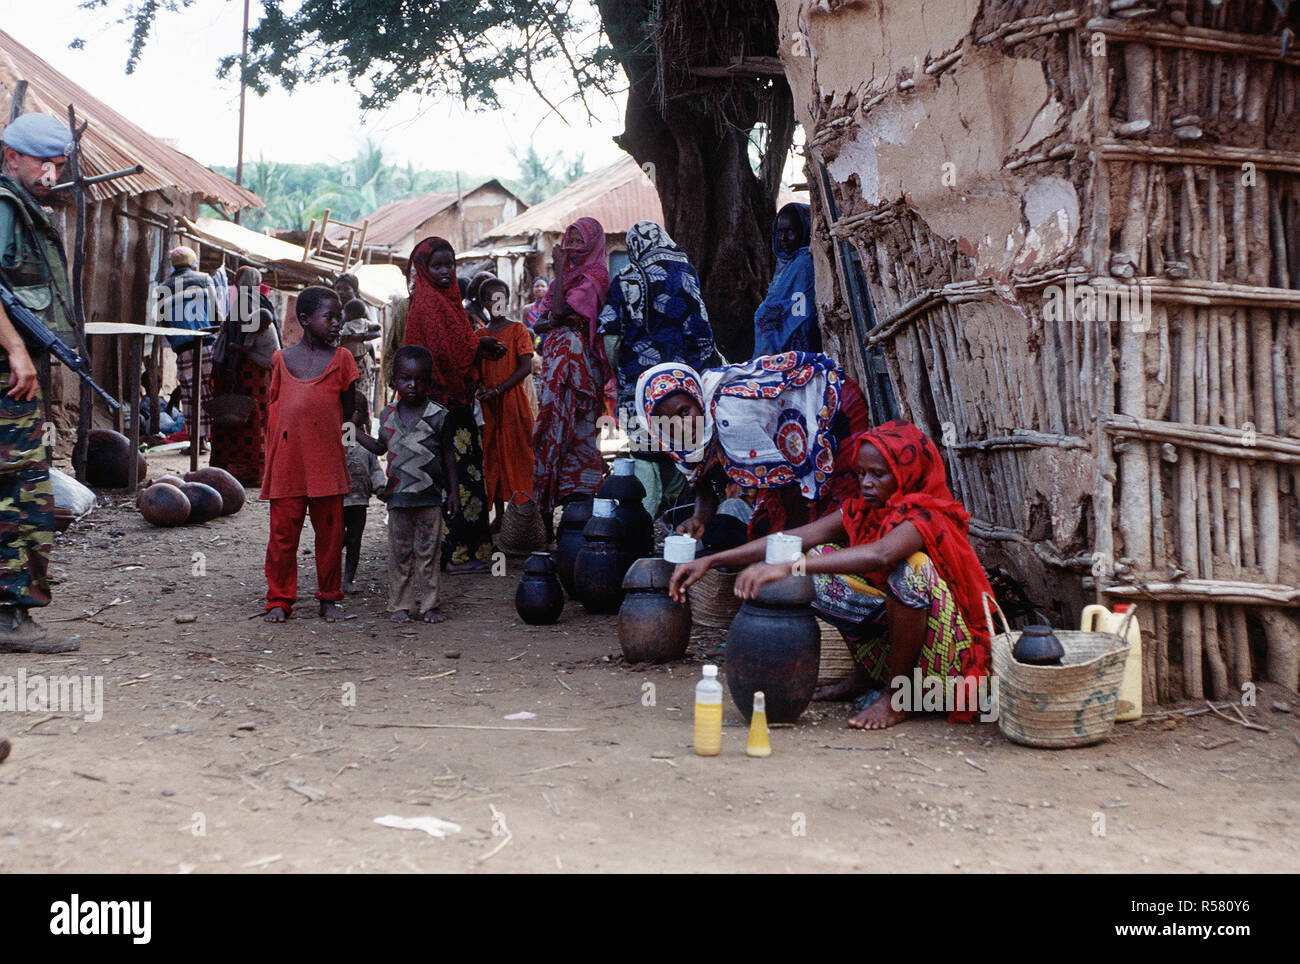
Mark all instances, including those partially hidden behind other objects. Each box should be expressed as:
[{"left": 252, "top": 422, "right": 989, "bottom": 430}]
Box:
[
  {"left": 694, "top": 664, "right": 723, "bottom": 756},
  {"left": 746, "top": 691, "right": 771, "bottom": 758}
]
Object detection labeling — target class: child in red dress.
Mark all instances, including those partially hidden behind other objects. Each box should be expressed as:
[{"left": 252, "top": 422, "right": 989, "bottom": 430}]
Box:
[{"left": 261, "top": 287, "right": 359, "bottom": 622}]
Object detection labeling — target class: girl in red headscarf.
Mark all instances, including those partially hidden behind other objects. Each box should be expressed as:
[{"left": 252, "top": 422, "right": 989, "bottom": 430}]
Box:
[
  {"left": 670, "top": 421, "right": 995, "bottom": 730},
  {"left": 402, "top": 236, "right": 505, "bottom": 572},
  {"left": 531, "top": 218, "right": 611, "bottom": 528}
]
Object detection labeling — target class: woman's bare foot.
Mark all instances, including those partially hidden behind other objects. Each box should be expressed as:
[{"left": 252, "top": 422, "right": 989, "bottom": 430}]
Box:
[
  {"left": 848, "top": 699, "right": 907, "bottom": 730},
  {"left": 813, "top": 667, "right": 870, "bottom": 702},
  {"left": 264, "top": 606, "right": 289, "bottom": 623},
  {"left": 342, "top": 578, "right": 357, "bottom": 594},
  {"left": 390, "top": 609, "right": 411, "bottom": 623},
  {"left": 319, "top": 601, "right": 340, "bottom": 622},
  {"left": 419, "top": 609, "right": 445, "bottom": 624}
]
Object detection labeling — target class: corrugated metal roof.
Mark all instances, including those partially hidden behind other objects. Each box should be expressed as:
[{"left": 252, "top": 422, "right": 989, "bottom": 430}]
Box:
[
  {"left": 189, "top": 216, "right": 307, "bottom": 264},
  {"left": 481, "top": 154, "right": 662, "bottom": 242},
  {"left": 332, "top": 179, "right": 529, "bottom": 247},
  {"left": 0, "top": 29, "right": 261, "bottom": 212},
  {"left": 327, "top": 191, "right": 458, "bottom": 246}
]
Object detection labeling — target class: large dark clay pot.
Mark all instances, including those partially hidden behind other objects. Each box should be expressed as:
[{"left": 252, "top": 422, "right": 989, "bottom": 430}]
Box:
[
  {"left": 516, "top": 552, "right": 564, "bottom": 625},
  {"left": 725, "top": 575, "right": 820, "bottom": 724},
  {"left": 573, "top": 514, "right": 630, "bottom": 614},
  {"left": 86, "top": 428, "right": 148, "bottom": 489},
  {"left": 618, "top": 557, "right": 690, "bottom": 663},
  {"left": 596, "top": 468, "right": 654, "bottom": 560},
  {"left": 554, "top": 497, "right": 593, "bottom": 598}
]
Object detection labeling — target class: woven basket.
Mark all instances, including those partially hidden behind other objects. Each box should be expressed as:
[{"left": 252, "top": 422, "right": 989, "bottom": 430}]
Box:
[
  {"left": 816, "top": 619, "right": 857, "bottom": 686},
  {"left": 496, "top": 498, "right": 547, "bottom": 557},
  {"left": 652, "top": 519, "right": 671, "bottom": 556},
  {"left": 986, "top": 596, "right": 1133, "bottom": 749},
  {"left": 688, "top": 567, "right": 741, "bottom": 653}
]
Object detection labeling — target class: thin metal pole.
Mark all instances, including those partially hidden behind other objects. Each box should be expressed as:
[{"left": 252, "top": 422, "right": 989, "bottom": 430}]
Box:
[{"left": 234, "top": 0, "right": 250, "bottom": 224}]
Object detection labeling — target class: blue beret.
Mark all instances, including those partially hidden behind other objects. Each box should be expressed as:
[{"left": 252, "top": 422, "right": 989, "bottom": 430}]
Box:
[{"left": 2, "top": 114, "right": 74, "bottom": 159}]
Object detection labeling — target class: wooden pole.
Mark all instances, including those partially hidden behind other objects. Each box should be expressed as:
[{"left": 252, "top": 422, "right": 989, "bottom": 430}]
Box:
[
  {"left": 234, "top": 0, "right": 250, "bottom": 225},
  {"left": 126, "top": 334, "right": 143, "bottom": 495},
  {"left": 66, "top": 105, "right": 93, "bottom": 483},
  {"left": 189, "top": 334, "right": 201, "bottom": 474}
]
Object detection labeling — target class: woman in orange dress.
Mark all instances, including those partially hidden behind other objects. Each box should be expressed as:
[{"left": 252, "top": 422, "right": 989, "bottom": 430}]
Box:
[{"left": 475, "top": 278, "right": 536, "bottom": 524}]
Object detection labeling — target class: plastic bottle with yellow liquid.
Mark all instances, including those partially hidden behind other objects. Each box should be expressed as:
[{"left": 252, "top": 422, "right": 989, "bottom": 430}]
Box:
[
  {"left": 1081, "top": 603, "right": 1143, "bottom": 721},
  {"left": 694, "top": 664, "right": 723, "bottom": 756},
  {"left": 746, "top": 691, "right": 771, "bottom": 757}
]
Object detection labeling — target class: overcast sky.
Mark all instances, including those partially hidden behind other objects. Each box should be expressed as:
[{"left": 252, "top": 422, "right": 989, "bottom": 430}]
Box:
[{"left": 2, "top": 0, "right": 629, "bottom": 176}]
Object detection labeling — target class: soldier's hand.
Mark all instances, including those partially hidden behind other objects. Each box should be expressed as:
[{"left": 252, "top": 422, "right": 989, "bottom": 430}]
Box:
[{"left": 5, "top": 345, "right": 39, "bottom": 401}]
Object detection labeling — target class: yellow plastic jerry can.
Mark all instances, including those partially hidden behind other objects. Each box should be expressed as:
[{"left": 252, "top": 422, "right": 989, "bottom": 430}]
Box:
[{"left": 1081, "top": 603, "right": 1142, "bottom": 721}]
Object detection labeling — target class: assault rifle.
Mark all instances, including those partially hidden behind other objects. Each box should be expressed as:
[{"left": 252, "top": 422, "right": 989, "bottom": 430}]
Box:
[{"left": 0, "top": 279, "right": 122, "bottom": 413}]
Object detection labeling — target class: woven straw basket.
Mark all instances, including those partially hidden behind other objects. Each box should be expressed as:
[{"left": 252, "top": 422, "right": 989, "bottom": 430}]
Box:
[
  {"left": 688, "top": 567, "right": 742, "bottom": 652},
  {"left": 496, "top": 497, "right": 546, "bottom": 557},
  {"left": 816, "top": 619, "right": 857, "bottom": 686},
  {"left": 986, "top": 595, "right": 1133, "bottom": 749}
]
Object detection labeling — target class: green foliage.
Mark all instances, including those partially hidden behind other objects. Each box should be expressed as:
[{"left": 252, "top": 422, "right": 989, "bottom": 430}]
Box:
[
  {"left": 88, "top": 0, "right": 619, "bottom": 117},
  {"left": 510, "top": 144, "right": 586, "bottom": 204},
  {"left": 213, "top": 140, "right": 582, "bottom": 231}
]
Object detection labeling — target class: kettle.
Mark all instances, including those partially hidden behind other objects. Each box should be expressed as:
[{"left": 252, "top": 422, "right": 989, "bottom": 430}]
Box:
[{"left": 1013, "top": 624, "right": 1065, "bottom": 666}]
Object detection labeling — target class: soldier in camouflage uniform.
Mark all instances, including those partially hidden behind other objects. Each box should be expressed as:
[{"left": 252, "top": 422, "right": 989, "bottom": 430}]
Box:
[{"left": 0, "top": 113, "right": 78, "bottom": 653}]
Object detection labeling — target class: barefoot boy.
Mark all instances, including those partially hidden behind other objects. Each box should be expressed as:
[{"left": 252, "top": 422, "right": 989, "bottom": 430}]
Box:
[{"left": 356, "top": 345, "right": 459, "bottom": 623}]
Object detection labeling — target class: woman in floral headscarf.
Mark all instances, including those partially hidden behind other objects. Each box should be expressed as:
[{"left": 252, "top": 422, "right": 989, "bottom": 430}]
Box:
[
  {"left": 598, "top": 221, "right": 718, "bottom": 518},
  {"left": 635, "top": 352, "right": 870, "bottom": 542},
  {"left": 403, "top": 236, "right": 505, "bottom": 572},
  {"left": 669, "top": 421, "right": 995, "bottom": 731},
  {"left": 531, "top": 217, "right": 611, "bottom": 528}
]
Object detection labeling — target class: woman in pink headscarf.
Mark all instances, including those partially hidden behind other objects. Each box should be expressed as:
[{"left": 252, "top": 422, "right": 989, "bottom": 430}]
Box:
[{"left": 532, "top": 217, "right": 611, "bottom": 531}]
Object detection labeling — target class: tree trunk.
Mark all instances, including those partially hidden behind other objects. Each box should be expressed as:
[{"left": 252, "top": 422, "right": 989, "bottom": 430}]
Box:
[{"left": 597, "top": 0, "right": 792, "bottom": 362}]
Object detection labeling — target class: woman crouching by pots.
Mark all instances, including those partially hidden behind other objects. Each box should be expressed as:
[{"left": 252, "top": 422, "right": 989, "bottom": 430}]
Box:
[
  {"left": 635, "top": 351, "right": 870, "bottom": 542},
  {"left": 668, "top": 422, "right": 995, "bottom": 731}
]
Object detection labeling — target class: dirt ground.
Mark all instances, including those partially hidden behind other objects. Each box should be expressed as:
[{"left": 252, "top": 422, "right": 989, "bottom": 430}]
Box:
[{"left": 1, "top": 451, "right": 1297, "bottom": 874}]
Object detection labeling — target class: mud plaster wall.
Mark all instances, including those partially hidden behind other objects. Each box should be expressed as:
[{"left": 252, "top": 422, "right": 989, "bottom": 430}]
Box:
[
  {"left": 779, "top": 0, "right": 1094, "bottom": 615},
  {"left": 780, "top": 0, "right": 1300, "bottom": 700}
]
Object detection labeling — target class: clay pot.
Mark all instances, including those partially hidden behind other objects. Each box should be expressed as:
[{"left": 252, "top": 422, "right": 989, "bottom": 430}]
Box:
[
  {"left": 86, "top": 428, "right": 147, "bottom": 489},
  {"left": 725, "top": 574, "right": 820, "bottom": 724},
  {"left": 515, "top": 552, "right": 564, "bottom": 625},
  {"left": 185, "top": 466, "right": 245, "bottom": 515},
  {"left": 180, "top": 481, "right": 224, "bottom": 524},
  {"left": 596, "top": 470, "right": 654, "bottom": 560},
  {"left": 554, "top": 497, "right": 594, "bottom": 598},
  {"left": 618, "top": 558, "right": 690, "bottom": 663},
  {"left": 1013, "top": 624, "right": 1065, "bottom": 666},
  {"left": 138, "top": 482, "right": 190, "bottom": 527},
  {"left": 573, "top": 514, "right": 630, "bottom": 615}
]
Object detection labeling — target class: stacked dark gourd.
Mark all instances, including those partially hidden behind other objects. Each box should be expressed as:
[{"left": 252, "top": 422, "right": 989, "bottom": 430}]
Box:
[{"left": 137, "top": 467, "right": 246, "bottom": 527}]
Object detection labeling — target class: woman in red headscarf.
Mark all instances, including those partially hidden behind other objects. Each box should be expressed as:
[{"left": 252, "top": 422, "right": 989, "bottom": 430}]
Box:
[
  {"left": 531, "top": 217, "right": 612, "bottom": 529},
  {"left": 669, "top": 421, "right": 996, "bottom": 730},
  {"left": 402, "top": 236, "right": 506, "bottom": 571}
]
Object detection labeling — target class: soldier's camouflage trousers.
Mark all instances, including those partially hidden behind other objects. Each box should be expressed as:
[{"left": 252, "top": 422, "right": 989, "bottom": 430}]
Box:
[{"left": 0, "top": 359, "right": 52, "bottom": 610}]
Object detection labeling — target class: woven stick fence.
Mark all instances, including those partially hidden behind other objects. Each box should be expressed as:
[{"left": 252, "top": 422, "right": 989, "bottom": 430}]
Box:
[{"left": 806, "top": 0, "right": 1299, "bottom": 703}]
